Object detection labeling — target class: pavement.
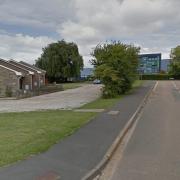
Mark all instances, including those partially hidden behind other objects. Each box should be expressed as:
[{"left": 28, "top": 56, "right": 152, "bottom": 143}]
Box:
[
  {"left": 101, "top": 81, "right": 180, "bottom": 180},
  {"left": 0, "top": 84, "right": 102, "bottom": 113},
  {"left": 0, "top": 81, "right": 154, "bottom": 180}
]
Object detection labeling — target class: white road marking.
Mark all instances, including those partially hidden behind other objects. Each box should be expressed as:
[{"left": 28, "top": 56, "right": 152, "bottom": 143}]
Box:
[
  {"left": 107, "top": 111, "right": 119, "bottom": 115},
  {"left": 172, "top": 81, "right": 179, "bottom": 90},
  {"left": 153, "top": 81, "right": 159, "bottom": 92}
]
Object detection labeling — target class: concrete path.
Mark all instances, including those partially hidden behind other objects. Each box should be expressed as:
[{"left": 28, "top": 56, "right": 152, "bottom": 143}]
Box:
[
  {"left": 101, "top": 81, "right": 180, "bottom": 180},
  {"left": 0, "top": 84, "right": 102, "bottom": 112},
  {"left": 0, "top": 81, "right": 154, "bottom": 180}
]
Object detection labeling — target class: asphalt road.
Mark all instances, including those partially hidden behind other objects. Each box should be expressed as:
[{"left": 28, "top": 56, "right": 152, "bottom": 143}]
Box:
[
  {"left": 101, "top": 81, "right": 180, "bottom": 180},
  {"left": 0, "top": 81, "right": 154, "bottom": 180}
]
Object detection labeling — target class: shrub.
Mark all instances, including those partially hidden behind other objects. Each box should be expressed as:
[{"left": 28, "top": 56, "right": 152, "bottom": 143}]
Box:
[
  {"left": 141, "top": 74, "right": 172, "bottom": 80},
  {"left": 91, "top": 42, "right": 140, "bottom": 98}
]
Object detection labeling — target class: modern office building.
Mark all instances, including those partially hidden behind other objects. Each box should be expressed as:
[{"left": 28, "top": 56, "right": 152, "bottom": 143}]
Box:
[
  {"left": 80, "top": 68, "right": 94, "bottom": 78},
  {"left": 138, "top": 53, "right": 161, "bottom": 74},
  {"left": 161, "top": 59, "right": 171, "bottom": 72}
]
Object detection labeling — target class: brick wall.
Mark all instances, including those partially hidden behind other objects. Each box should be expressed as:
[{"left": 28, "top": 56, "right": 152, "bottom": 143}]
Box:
[
  {"left": 0, "top": 60, "right": 33, "bottom": 91},
  {"left": 0, "top": 66, "right": 19, "bottom": 97}
]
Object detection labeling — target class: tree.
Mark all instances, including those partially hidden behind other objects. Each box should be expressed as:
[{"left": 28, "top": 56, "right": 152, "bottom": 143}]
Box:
[
  {"left": 170, "top": 46, "right": 180, "bottom": 61},
  {"left": 91, "top": 42, "right": 140, "bottom": 98},
  {"left": 169, "top": 46, "right": 180, "bottom": 77},
  {"left": 35, "top": 40, "right": 83, "bottom": 82}
]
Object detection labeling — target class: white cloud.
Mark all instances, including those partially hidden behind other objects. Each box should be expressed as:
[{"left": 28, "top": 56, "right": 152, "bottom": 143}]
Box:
[
  {"left": 0, "top": 33, "right": 55, "bottom": 64},
  {"left": 0, "top": 0, "right": 75, "bottom": 29},
  {"left": 58, "top": 0, "right": 180, "bottom": 66},
  {"left": 0, "top": 0, "right": 180, "bottom": 67}
]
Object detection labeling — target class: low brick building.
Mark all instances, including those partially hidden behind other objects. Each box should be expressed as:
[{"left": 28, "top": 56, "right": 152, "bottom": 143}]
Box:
[
  {"left": 0, "top": 65, "right": 22, "bottom": 97},
  {"left": 9, "top": 60, "right": 46, "bottom": 90},
  {"left": 0, "top": 59, "right": 34, "bottom": 91},
  {"left": 0, "top": 59, "right": 46, "bottom": 97}
]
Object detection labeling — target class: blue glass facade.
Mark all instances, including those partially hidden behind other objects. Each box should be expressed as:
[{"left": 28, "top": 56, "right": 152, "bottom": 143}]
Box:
[
  {"left": 161, "top": 59, "right": 171, "bottom": 72},
  {"left": 138, "top": 53, "right": 161, "bottom": 74}
]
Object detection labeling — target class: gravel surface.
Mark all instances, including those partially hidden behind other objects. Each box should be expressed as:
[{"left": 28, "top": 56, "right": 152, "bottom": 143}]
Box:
[{"left": 0, "top": 84, "right": 102, "bottom": 113}]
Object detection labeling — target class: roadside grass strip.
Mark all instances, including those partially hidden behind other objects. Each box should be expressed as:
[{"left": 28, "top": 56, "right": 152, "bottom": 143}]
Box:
[
  {"left": 0, "top": 80, "right": 144, "bottom": 167},
  {"left": 79, "top": 80, "right": 144, "bottom": 110},
  {"left": 0, "top": 110, "right": 97, "bottom": 167}
]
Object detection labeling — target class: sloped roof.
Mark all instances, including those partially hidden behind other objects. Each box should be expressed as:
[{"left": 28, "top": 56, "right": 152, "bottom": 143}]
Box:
[
  {"left": 0, "top": 59, "right": 34, "bottom": 75},
  {"left": 20, "top": 61, "right": 46, "bottom": 73},
  {"left": 9, "top": 60, "right": 42, "bottom": 74},
  {"left": 0, "top": 65, "right": 22, "bottom": 76}
]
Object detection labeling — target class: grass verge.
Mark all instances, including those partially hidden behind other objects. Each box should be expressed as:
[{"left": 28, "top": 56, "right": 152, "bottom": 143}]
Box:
[
  {"left": 62, "top": 82, "right": 90, "bottom": 90},
  {"left": 0, "top": 80, "right": 144, "bottom": 167},
  {"left": 0, "top": 110, "right": 96, "bottom": 167},
  {"left": 80, "top": 80, "right": 144, "bottom": 109}
]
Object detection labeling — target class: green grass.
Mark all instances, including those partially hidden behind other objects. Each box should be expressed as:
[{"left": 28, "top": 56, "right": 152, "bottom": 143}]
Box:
[
  {"left": 0, "top": 110, "right": 96, "bottom": 167},
  {"left": 0, "top": 80, "right": 144, "bottom": 167},
  {"left": 80, "top": 96, "right": 122, "bottom": 109},
  {"left": 132, "top": 80, "right": 144, "bottom": 88},
  {"left": 80, "top": 80, "right": 144, "bottom": 109},
  {"left": 62, "top": 82, "right": 90, "bottom": 90}
]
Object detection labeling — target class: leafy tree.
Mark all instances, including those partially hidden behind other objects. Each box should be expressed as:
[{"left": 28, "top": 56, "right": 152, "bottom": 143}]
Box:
[
  {"left": 91, "top": 42, "right": 140, "bottom": 98},
  {"left": 169, "top": 46, "right": 180, "bottom": 77},
  {"left": 36, "top": 40, "right": 83, "bottom": 82},
  {"left": 170, "top": 46, "right": 180, "bottom": 61}
]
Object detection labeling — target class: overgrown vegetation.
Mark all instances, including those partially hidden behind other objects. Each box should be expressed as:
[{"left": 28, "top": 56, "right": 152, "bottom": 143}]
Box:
[
  {"left": 91, "top": 42, "right": 140, "bottom": 98},
  {"left": 35, "top": 40, "right": 83, "bottom": 83}
]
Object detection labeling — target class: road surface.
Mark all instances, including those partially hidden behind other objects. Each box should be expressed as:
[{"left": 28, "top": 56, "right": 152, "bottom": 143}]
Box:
[
  {"left": 0, "top": 81, "right": 154, "bottom": 180},
  {"left": 0, "top": 84, "right": 101, "bottom": 112},
  {"left": 100, "top": 81, "right": 180, "bottom": 180}
]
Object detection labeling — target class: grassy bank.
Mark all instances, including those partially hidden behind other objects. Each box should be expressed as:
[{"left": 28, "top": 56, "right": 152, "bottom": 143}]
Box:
[
  {"left": 0, "top": 80, "right": 144, "bottom": 167},
  {"left": 80, "top": 80, "right": 144, "bottom": 109},
  {"left": 0, "top": 110, "right": 96, "bottom": 167},
  {"left": 62, "top": 82, "right": 89, "bottom": 90}
]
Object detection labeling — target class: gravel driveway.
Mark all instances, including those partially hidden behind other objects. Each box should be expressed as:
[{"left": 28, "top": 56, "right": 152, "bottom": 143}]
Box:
[{"left": 0, "top": 84, "right": 102, "bottom": 113}]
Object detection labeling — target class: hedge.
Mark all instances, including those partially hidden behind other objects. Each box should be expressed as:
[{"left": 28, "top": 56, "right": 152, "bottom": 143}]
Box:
[{"left": 140, "top": 74, "right": 178, "bottom": 80}]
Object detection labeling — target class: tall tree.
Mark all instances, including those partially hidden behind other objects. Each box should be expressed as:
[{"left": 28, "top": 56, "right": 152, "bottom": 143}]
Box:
[
  {"left": 36, "top": 40, "right": 83, "bottom": 82},
  {"left": 169, "top": 46, "right": 180, "bottom": 77},
  {"left": 91, "top": 42, "right": 140, "bottom": 98},
  {"left": 170, "top": 46, "right": 180, "bottom": 61}
]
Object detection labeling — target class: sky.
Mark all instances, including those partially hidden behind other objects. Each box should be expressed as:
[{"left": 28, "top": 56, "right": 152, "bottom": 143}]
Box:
[{"left": 0, "top": 0, "right": 179, "bottom": 67}]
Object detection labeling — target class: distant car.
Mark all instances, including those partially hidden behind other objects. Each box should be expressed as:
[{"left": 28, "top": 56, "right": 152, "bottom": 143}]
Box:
[{"left": 93, "top": 79, "right": 101, "bottom": 84}]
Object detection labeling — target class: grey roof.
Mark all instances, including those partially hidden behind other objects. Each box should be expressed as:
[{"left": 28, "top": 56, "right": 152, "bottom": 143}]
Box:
[
  {"left": 9, "top": 60, "right": 44, "bottom": 74},
  {"left": 20, "top": 61, "right": 46, "bottom": 73},
  {"left": 0, "top": 65, "right": 22, "bottom": 76}
]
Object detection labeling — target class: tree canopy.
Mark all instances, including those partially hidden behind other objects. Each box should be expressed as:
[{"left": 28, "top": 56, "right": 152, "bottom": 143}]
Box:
[
  {"left": 170, "top": 46, "right": 180, "bottom": 61},
  {"left": 91, "top": 42, "right": 140, "bottom": 98},
  {"left": 169, "top": 46, "right": 180, "bottom": 76},
  {"left": 36, "top": 40, "right": 83, "bottom": 82}
]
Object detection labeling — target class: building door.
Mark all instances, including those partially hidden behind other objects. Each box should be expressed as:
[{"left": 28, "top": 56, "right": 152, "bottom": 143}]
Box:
[{"left": 19, "top": 77, "right": 23, "bottom": 90}]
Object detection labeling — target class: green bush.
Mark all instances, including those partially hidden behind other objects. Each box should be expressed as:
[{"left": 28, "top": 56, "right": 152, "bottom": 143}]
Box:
[
  {"left": 141, "top": 74, "right": 171, "bottom": 80},
  {"left": 91, "top": 42, "right": 140, "bottom": 98}
]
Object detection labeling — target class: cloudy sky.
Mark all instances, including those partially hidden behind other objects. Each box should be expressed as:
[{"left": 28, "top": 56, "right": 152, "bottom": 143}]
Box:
[{"left": 0, "top": 0, "right": 179, "bottom": 67}]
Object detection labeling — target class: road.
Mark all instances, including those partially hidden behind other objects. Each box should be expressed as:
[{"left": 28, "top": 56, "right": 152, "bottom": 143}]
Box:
[
  {"left": 100, "top": 81, "right": 180, "bottom": 180},
  {"left": 0, "top": 84, "right": 101, "bottom": 112},
  {"left": 0, "top": 81, "right": 154, "bottom": 180}
]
